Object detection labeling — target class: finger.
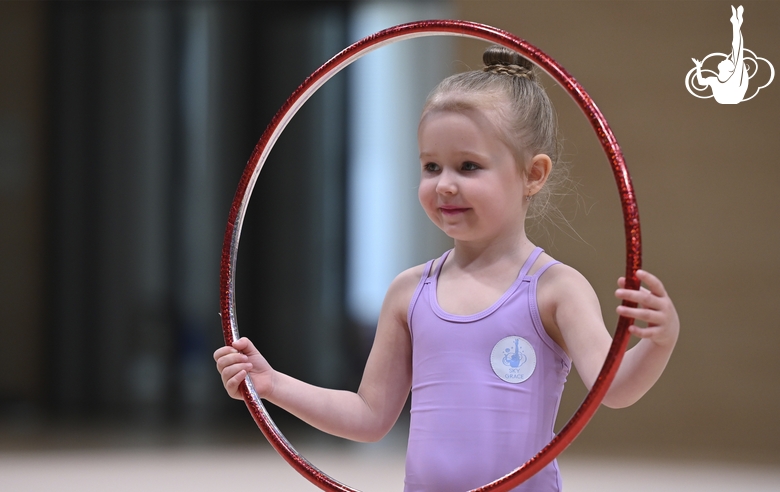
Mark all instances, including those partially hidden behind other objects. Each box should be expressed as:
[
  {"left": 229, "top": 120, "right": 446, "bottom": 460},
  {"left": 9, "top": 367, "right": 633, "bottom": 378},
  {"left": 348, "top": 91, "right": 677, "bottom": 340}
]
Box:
[
  {"left": 216, "top": 352, "right": 249, "bottom": 372},
  {"left": 617, "top": 275, "right": 642, "bottom": 288},
  {"left": 232, "top": 337, "right": 259, "bottom": 356},
  {"left": 616, "top": 305, "right": 666, "bottom": 325},
  {"left": 616, "top": 285, "right": 652, "bottom": 301},
  {"left": 221, "top": 364, "right": 251, "bottom": 389},
  {"left": 627, "top": 324, "right": 676, "bottom": 346},
  {"left": 226, "top": 369, "right": 248, "bottom": 398},
  {"left": 213, "top": 345, "right": 238, "bottom": 362},
  {"left": 616, "top": 284, "right": 651, "bottom": 296},
  {"left": 615, "top": 286, "right": 658, "bottom": 309},
  {"left": 635, "top": 270, "right": 668, "bottom": 297},
  {"left": 628, "top": 325, "right": 661, "bottom": 340}
]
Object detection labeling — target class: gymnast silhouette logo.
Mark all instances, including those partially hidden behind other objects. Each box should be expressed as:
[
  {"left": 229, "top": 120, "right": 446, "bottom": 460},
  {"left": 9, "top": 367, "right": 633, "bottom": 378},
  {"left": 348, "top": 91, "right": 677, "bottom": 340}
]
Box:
[
  {"left": 685, "top": 5, "right": 774, "bottom": 104},
  {"left": 490, "top": 336, "right": 536, "bottom": 384}
]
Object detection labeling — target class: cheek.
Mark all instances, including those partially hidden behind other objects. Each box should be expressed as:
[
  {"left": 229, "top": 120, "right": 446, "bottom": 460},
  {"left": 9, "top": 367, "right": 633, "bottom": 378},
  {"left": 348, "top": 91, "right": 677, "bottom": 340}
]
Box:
[
  {"left": 418, "top": 180, "right": 437, "bottom": 212},
  {"left": 417, "top": 181, "right": 430, "bottom": 207}
]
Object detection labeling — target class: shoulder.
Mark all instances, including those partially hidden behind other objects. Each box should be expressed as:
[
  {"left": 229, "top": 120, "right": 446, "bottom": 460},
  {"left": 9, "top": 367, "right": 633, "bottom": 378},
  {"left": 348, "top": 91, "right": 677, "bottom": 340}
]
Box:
[
  {"left": 382, "top": 262, "right": 429, "bottom": 322},
  {"left": 390, "top": 262, "right": 428, "bottom": 294},
  {"left": 537, "top": 259, "right": 600, "bottom": 311},
  {"left": 535, "top": 258, "right": 594, "bottom": 294},
  {"left": 535, "top": 257, "right": 602, "bottom": 353}
]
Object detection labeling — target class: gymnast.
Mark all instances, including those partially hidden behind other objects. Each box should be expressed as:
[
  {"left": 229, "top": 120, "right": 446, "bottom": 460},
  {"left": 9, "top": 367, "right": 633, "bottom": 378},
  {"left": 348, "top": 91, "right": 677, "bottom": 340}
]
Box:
[{"left": 692, "top": 5, "right": 748, "bottom": 104}]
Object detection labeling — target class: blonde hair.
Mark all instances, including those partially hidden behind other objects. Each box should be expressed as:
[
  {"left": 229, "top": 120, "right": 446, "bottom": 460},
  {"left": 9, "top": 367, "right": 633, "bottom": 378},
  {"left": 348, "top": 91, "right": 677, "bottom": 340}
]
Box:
[{"left": 421, "top": 45, "right": 565, "bottom": 222}]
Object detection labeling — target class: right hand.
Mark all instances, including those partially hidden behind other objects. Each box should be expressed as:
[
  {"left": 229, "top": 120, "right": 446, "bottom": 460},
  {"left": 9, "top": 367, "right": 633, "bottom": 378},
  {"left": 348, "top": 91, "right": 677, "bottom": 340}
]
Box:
[{"left": 213, "top": 337, "right": 275, "bottom": 400}]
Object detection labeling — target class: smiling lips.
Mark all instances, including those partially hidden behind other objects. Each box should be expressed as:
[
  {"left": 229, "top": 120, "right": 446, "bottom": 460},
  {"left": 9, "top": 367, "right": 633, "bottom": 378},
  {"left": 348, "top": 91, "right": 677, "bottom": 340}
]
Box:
[{"left": 440, "top": 205, "right": 470, "bottom": 215}]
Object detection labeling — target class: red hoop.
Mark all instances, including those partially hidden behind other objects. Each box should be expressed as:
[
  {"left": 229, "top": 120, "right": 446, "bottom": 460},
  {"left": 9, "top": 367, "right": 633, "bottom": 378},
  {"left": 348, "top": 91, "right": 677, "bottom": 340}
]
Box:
[{"left": 219, "top": 20, "right": 641, "bottom": 491}]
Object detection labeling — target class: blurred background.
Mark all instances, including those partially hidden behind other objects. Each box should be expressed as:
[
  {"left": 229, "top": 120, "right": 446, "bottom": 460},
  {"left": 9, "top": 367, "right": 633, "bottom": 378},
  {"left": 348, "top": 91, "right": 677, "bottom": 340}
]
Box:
[{"left": 1, "top": 0, "right": 778, "bottom": 490}]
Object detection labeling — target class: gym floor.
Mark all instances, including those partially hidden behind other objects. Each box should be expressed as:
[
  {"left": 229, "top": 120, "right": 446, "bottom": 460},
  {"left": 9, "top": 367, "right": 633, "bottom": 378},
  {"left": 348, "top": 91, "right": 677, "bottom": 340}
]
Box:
[{"left": 2, "top": 442, "right": 779, "bottom": 491}]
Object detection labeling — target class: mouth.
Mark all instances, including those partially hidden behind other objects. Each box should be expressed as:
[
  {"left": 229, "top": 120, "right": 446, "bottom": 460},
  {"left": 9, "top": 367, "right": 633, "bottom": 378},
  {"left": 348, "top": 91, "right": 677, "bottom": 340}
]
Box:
[{"left": 439, "top": 205, "right": 470, "bottom": 216}]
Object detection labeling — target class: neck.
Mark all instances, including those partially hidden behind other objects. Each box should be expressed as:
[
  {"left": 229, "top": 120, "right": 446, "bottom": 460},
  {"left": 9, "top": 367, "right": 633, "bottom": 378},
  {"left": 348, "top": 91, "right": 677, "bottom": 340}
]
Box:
[{"left": 450, "top": 226, "right": 534, "bottom": 270}]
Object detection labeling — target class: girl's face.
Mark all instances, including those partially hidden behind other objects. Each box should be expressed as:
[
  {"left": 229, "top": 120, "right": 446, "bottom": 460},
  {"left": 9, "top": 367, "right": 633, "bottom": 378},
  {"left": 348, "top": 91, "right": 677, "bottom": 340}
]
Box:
[{"left": 417, "top": 107, "right": 529, "bottom": 244}]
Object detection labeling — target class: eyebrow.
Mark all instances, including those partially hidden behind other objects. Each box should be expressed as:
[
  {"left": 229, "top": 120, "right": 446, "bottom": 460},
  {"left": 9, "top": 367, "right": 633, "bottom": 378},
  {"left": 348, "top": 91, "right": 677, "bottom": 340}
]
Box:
[{"left": 419, "top": 150, "right": 489, "bottom": 161}]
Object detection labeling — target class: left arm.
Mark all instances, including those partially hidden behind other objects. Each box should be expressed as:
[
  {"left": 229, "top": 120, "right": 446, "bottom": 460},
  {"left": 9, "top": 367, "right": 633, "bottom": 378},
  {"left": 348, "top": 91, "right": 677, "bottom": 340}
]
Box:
[
  {"left": 608, "top": 270, "right": 679, "bottom": 407},
  {"left": 539, "top": 266, "right": 679, "bottom": 409},
  {"left": 692, "top": 58, "right": 711, "bottom": 87}
]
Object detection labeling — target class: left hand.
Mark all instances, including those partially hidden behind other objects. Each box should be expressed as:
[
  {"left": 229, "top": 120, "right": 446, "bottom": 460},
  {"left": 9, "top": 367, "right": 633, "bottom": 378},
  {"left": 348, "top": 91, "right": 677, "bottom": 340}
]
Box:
[{"left": 615, "top": 269, "right": 679, "bottom": 348}]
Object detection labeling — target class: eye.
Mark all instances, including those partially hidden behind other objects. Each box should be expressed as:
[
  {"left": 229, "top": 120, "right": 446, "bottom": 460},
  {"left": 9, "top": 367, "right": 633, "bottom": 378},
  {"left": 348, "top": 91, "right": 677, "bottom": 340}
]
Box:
[
  {"left": 423, "top": 162, "right": 440, "bottom": 173},
  {"left": 462, "top": 161, "right": 480, "bottom": 171}
]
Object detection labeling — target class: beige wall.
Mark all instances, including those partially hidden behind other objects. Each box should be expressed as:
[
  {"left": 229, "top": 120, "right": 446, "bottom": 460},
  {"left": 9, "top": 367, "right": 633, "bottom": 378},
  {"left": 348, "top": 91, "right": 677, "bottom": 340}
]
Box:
[{"left": 455, "top": 1, "right": 780, "bottom": 462}]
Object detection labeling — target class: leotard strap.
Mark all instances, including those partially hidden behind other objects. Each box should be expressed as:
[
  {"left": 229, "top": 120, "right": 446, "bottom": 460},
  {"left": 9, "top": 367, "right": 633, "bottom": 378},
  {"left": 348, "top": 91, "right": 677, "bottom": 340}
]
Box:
[
  {"left": 518, "top": 247, "right": 545, "bottom": 278},
  {"left": 407, "top": 257, "right": 437, "bottom": 332}
]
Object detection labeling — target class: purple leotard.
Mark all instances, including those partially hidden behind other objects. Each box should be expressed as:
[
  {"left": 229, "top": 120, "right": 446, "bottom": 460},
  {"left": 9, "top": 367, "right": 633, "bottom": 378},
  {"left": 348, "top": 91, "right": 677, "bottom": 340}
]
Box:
[{"left": 405, "top": 247, "right": 571, "bottom": 492}]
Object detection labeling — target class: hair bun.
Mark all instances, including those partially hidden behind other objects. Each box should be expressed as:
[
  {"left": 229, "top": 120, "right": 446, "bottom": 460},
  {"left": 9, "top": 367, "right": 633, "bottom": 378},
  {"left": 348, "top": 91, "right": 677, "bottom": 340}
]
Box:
[{"left": 482, "top": 45, "right": 536, "bottom": 80}]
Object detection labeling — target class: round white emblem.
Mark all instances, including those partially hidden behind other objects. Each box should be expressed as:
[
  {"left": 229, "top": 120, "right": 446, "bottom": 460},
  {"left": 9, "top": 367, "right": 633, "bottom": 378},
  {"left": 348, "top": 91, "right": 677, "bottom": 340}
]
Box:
[{"left": 490, "top": 336, "right": 536, "bottom": 383}]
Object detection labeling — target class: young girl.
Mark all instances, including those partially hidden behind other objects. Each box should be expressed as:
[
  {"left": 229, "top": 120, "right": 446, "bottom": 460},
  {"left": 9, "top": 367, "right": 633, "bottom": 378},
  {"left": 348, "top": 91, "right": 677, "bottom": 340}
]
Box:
[{"left": 214, "top": 45, "right": 679, "bottom": 491}]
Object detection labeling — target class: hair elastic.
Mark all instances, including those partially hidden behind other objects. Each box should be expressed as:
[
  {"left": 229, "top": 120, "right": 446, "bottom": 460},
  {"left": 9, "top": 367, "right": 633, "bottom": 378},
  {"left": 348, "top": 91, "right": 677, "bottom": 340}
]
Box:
[{"left": 484, "top": 64, "right": 533, "bottom": 78}]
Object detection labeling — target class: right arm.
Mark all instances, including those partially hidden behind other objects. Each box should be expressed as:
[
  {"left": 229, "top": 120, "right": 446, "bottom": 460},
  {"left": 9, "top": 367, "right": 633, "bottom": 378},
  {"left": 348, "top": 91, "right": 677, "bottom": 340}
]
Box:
[{"left": 214, "top": 265, "right": 422, "bottom": 442}]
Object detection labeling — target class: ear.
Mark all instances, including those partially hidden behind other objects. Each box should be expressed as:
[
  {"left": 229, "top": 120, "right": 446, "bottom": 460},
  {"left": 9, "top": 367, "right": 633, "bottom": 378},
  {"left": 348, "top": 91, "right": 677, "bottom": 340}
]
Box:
[{"left": 525, "top": 154, "right": 552, "bottom": 196}]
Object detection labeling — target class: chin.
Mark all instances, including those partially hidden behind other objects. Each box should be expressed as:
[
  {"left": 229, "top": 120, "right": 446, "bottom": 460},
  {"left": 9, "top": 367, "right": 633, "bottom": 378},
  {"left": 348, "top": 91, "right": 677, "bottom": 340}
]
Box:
[{"left": 441, "top": 229, "right": 476, "bottom": 242}]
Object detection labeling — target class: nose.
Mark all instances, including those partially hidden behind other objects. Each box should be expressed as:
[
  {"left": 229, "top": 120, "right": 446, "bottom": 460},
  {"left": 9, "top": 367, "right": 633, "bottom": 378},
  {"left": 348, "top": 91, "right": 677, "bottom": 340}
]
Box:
[{"left": 435, "top": 169, "right": 457, "bottom": 195}]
